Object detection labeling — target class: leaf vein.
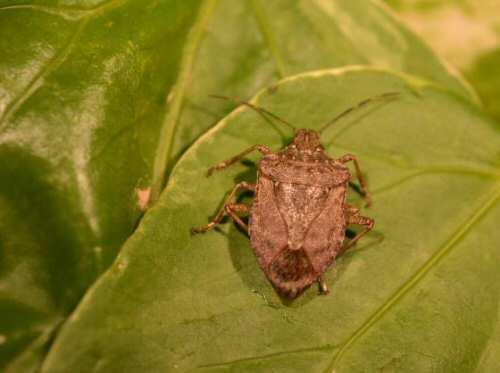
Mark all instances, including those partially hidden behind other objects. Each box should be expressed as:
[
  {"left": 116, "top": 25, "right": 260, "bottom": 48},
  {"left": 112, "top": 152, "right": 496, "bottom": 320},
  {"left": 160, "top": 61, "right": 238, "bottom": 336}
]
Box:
[
  {"left": 0, "top": 0, "right": 127, "bottom": 20},
  {"left": 150, "top": 0, "right": 218, "bottom": 204},
  {"left": 248, "top": 0, "right": 288, "bottom": 77},
  {"left": 197, "top": 344, "right": 335, "bottom": 369},
  {"left": 0, "top": 18, "right": 88, "bottom": 131},
  {"left": 373, "top": 167, "right": 500, "bottom": 195},
  {"left": 327, "top": 183, "right": 500, "bottom": 371},
  {"left": 0, "top": 4, "right": 86, "bottom": 20}
]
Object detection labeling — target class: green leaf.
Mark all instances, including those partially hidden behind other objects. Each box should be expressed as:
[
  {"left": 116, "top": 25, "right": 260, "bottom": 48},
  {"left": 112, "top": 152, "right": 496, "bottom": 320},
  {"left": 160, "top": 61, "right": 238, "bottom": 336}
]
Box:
[
  {"left": 0, "top": 0, "right": 485, "bottom": 369},
  {"left": 149, "top": 0, "right": 480, "bottom": 202},
  {"left": 465, "top": 48, "right": 500, "bottom": 124},
  {"left": 0, "top": 1, "right": 201, "bottom": 370},
  {"left": 41, "top": 69, "right": 500, "bottom": 372}
]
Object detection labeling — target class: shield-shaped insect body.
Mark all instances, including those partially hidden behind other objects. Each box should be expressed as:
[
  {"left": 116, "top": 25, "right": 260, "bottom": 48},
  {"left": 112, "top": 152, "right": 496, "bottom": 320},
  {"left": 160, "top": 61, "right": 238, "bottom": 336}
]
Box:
[
  {"left": 192, "top": 94, "right": 396, "bottom": 298},
  {"left": 250, "top": 130, "right": 353, "bottom": 298}
]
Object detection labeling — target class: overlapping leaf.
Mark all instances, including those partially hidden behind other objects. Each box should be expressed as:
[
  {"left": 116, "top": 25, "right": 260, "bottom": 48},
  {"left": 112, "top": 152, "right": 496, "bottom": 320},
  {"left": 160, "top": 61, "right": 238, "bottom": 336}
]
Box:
[
  {"left": 0, "top": 0, "right": 201, "bottom": 370},
  {"left": 41, "top": 69, "right": 500, "bottom": 372}
]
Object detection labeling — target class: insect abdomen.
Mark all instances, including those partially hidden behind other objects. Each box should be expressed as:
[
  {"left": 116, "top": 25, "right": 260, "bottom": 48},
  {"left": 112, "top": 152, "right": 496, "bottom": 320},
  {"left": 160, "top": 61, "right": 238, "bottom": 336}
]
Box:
[
  {"left": 269, "top": 248, "right": 314, "bottom": 282},
  {"left": 268, "top": 247, "right": 319, "bottom": 297}
]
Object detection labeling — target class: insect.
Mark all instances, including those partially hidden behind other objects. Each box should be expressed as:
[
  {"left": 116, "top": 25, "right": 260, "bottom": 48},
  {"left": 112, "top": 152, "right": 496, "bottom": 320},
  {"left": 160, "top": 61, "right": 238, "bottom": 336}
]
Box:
[{"left": 192, "top": 93, "right": 398, "bottom": 299}]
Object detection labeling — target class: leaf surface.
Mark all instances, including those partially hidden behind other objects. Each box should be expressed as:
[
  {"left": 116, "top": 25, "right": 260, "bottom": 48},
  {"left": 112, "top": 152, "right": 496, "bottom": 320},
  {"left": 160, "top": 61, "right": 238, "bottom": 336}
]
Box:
[
  {"left": 151, "top": 0, "right": 479, "bottom": 200},
  {"left": 0, "top": 0, "right": 487, "bottom": 370},
  {"left": 0, "top": 0, "right": 200, "bottom": 370},
  {"left": 41, "top": 69, "right": 500, "bottom": 372}
]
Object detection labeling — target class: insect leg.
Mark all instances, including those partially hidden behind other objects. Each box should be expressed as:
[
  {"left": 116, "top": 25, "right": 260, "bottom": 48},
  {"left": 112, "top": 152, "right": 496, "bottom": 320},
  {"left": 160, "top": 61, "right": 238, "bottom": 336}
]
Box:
[
  {"left": 191, "top": 182, "right": 255, "bottom": 233},
  {"left": 338, "top": 154, "right": 371, "bottom": 207},
  {"left": 339, "top": 205, "right": 374, "bottom": 254},
  {"left": 207, "top": 145, "right": 272, "bottom": 176},
  {"left": 317, "top": 276, "right": 330, "bottom": 295},
  {"left": 225, "top": 203, "right": 250, "bottom": 233}
]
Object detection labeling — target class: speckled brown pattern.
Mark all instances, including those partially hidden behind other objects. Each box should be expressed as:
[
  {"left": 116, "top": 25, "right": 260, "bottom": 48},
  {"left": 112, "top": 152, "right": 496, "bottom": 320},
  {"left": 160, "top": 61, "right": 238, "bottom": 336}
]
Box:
[{"left": 193, "top": 129, "right": 374, "bottom": 299}]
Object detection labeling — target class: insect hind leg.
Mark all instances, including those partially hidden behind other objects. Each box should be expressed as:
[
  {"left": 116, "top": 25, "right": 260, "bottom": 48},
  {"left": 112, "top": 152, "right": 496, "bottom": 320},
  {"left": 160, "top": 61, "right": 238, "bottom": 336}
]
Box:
[
  {"left": 225, "top": 204, "right": 250, "bottom": 232},
  {"left": 339, "top": 154, "right": 371, "bottom": 207},
  {"left": 339, "top": 205, "right": 374, "bottom": 255},
  {"left": 191, "top": 182, "right": 254, "bottom": 234}
]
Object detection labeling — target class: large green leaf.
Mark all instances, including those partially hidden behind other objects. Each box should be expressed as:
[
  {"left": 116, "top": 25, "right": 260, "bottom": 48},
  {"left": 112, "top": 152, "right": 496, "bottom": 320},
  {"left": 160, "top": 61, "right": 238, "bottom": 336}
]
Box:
[
  {"left": 0, "top": 0, "right": 490, "bottom": 370},
  {"left": 0, "top": 1, "right": 480, "bottom": 370},
  {"left": 41, "top": 69, "right": 500, "bottom": 372},
  {"left": 150, "top": 0, "right": 479, "bottom": 202},
  {"left": 0, "top": 0, "right": 201, "bottom": 370}
]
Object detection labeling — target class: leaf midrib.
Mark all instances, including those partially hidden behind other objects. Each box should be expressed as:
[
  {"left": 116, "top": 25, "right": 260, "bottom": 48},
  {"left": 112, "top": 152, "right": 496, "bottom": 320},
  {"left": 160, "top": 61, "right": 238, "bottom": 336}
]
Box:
[{"left": 149, "top": 0, "right": 218, "bottom": 204}]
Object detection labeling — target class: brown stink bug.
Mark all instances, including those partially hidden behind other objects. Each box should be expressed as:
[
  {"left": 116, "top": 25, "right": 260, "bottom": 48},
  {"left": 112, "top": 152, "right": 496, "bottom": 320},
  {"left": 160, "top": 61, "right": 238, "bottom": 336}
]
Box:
[{"left": 192, "top": 93, "right": 398, "bottom": 299}]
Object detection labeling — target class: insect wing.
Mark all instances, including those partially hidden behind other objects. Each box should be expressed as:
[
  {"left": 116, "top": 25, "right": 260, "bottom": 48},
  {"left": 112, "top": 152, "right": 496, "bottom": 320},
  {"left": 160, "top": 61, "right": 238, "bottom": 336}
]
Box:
[
  {"left": 249, "top": 174, "right": 288, "bottom": 269},
  {"left": 303, "top": 184, "right": 347, "bottom": 274}
]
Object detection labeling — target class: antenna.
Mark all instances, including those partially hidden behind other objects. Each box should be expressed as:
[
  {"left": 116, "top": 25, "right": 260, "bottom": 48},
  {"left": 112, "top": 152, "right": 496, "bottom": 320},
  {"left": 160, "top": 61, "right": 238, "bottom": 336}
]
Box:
[
  {"left": 319, "top": 92, "right": 400, "bottom": 134},
  {"left": 209, "top": 94, "right": 296, "bottom": 133}
]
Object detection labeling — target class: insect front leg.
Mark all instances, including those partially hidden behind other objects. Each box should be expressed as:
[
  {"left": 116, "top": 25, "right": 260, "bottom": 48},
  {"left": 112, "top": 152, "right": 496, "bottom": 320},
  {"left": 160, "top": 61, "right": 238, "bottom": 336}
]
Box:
[
  {"left": 338, "top": 154, "right": 371, "bottom": 207},
  {"left": 191, "top": 182, "right": 254, "bottom": 234},
  {"left": 207, "top": 145, "right": 272, "bottom": 176},
  {"left": 339, "top": 205, "right": 374, "bottom": 255}
]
